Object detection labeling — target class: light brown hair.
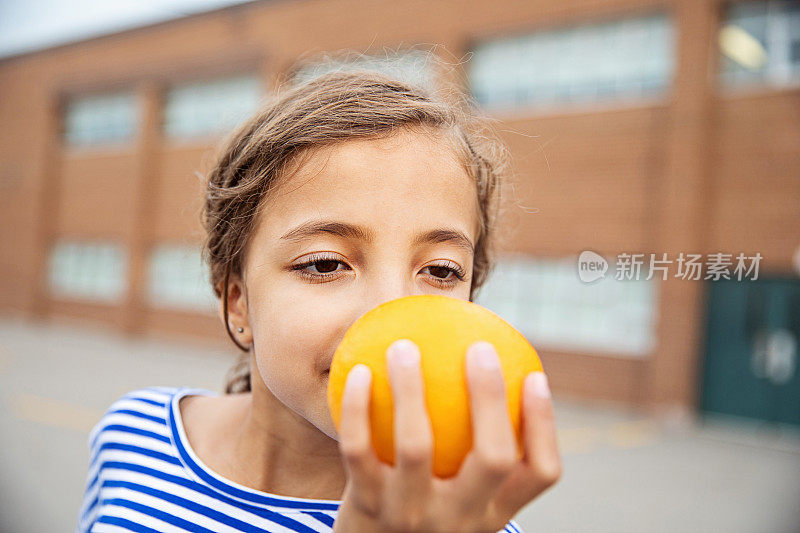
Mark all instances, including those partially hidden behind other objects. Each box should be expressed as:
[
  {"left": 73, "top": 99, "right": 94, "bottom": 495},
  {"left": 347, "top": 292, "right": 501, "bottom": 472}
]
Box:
[{"left": 201, "top": 50, "right": 511, "bottom": 394}]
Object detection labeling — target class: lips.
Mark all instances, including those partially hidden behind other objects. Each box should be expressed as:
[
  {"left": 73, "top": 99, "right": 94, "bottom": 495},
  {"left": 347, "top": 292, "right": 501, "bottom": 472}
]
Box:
[{"left": 322, "top": 352, "right": 334, "bottom": 375}]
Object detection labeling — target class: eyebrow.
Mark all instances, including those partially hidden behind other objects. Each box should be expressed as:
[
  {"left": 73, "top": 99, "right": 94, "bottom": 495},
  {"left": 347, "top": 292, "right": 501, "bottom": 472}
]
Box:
[{"left": 280, "top": 220, "right": 475, "bottom": 255}]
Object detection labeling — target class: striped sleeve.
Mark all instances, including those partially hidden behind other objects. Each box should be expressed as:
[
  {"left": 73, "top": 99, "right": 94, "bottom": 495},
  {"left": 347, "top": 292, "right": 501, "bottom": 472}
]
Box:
[
  {"left": 75, "top": 401, "right": 109, "bottom": 532},
  {"left": 504, "top": 518, "right": 525, "bottom": 532}
]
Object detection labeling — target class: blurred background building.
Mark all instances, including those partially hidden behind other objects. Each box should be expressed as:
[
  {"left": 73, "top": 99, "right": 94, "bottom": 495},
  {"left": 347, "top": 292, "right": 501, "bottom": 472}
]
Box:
[{"left": 0, "top": 0, "right": 798, "bottom": 424}]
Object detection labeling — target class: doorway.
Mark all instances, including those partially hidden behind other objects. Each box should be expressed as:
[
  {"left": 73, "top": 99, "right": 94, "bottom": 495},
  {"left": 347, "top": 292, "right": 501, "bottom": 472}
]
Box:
[{"left": 701, "top": 277, "right": 800, "bottom": 425}]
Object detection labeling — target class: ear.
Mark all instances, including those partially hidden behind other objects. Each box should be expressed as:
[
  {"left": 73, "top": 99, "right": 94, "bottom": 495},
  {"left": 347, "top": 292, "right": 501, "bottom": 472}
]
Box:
[{"left": 217, "top": 270, "right": 252, "bottom": 346}]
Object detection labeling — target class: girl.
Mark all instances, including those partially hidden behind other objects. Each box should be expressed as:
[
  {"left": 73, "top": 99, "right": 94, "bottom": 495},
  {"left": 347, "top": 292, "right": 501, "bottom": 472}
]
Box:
[{"left": 77, "top": 52, "right": 561, "bottom": 533}]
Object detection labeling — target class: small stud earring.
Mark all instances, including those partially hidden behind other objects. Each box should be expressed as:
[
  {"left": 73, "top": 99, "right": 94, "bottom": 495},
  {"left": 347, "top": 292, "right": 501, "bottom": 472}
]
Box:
[{"left": 237, "top": 327, "right": 244, "bottom": 333}]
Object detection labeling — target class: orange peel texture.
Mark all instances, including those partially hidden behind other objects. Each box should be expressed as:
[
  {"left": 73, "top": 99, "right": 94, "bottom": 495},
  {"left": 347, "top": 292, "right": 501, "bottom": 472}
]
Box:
[{"left": 327, "top": 294, "right": 543, "bottom": 478}]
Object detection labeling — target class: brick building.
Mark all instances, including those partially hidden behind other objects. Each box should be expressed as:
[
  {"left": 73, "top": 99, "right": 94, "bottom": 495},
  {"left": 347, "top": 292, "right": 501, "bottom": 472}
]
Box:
[{"left": 1, "top": 0, "right": 798, "bottom": 421}]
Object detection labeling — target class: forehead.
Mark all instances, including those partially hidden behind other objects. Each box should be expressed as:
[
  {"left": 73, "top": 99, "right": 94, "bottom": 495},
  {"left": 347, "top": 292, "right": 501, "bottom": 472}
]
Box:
[{"left": 254, "top": 128, "right": 480, "bottom": 243}]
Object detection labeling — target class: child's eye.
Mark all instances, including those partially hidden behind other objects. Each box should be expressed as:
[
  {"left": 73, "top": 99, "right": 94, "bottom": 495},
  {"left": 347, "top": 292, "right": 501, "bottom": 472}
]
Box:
[
  {"left": 291, "top": 255, "right": 467, "bottom": 287},
  {"left": 422, "top": 262, "right": 467, "bottom": 288},
  {"left": 292, "top": 254, "right": 350, "bottom": 282}
]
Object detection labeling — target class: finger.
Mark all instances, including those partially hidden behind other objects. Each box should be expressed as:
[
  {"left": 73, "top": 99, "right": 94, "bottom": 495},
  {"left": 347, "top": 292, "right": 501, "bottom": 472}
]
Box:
[
  {"left": 497, "top": 371, "right": 562, "bottom": 515},
  {"left": 339, "top": 364, "right": 383, "bottom": 510},
  {"left": 521, "top": 372, "right": 560, "bottom": 483},
  {"left": 453, "top": 342, "right": 518, "bottom": 515},
  {"left": 385, "top": 339, "right": 433, "bottom": 526}
]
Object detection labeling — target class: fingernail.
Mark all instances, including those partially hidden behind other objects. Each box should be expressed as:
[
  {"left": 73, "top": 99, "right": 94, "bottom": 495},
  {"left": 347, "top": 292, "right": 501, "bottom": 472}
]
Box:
[
  {"left": 348, "top": 364, "right": 371, "bottom": 388},
  {"left": 470, "top": 341, "right": 500, "bottom": 369},
  {"left": 526, "top": 372, "right": 551, "bottom": 399},
  {"left": 388, "top": 339, "right": 419, "bottom": 368}
]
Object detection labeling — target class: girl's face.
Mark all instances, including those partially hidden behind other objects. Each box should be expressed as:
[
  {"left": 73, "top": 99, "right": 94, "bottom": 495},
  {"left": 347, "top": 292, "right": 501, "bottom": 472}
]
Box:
[{"left": 231, "top": 128, "right": 480, "bottom": 440}]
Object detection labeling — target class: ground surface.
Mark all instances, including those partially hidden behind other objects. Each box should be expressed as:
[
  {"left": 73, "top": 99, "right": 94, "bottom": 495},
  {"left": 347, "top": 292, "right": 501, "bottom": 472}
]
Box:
[{"left": 1, "top": 316, "right": 798, "bottom": 533}]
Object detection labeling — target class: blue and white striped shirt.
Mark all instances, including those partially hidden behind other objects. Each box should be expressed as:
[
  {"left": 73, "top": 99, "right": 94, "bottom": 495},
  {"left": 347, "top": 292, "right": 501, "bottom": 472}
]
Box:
[{"left": 77, "top": 386, "right": 525, "bottom": 533}]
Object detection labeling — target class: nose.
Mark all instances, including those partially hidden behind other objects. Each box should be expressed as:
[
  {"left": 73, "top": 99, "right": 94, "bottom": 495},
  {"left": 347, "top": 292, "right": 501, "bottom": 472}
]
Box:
[{"left": 359, "top": 276, "right": 418, "bottom": 318}]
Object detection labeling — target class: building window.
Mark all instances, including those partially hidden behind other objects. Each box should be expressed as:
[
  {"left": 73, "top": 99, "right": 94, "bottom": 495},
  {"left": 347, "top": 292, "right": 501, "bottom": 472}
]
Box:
[
  {"left": 290, "top": 49, "right": 437, "bottom": 92},
  {"left": 720, "top": 0, "right": 800, "bottom": 88},
  {"left": 48, "top": 241, "right": 127, "bottom": 303},
  {"left": 147, "top": 244, "right": 217, "bottom": 312},
  {"left": 468, "top": 13, "right": 674, "bottom": 111},
  {"left": 473, "top": 255, "right": 658, "bottom": 357},
  {"left": 164, "top": 74, "right": 263, "bottom": 139},
  {"left": 63, "top": 92, "right": 137, "bottom": 147}
]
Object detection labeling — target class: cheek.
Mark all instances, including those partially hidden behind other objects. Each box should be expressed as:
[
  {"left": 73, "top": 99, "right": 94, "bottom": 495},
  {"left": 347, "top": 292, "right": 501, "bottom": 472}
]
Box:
[
  {"left": 250, "top": 301, "right": 342, "bottom": 439},
  {"left": 247, "top": 287, "right": 340, "bottom": 403},
  {"left": 249, "top": 277, "right": 348, "bottom": 356},
  {"left": 252, "top": 308, "right": 314, "bottom": 381}
]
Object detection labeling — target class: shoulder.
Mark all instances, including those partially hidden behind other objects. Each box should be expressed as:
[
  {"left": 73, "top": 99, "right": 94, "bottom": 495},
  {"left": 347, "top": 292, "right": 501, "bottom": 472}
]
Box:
[
  {"left": 92, "top": 385, "right": 181, "bottom": 426},
  {"left": 87, "top": 386, "right": 182, "bottom": 452},
  {"left": 502, "top": 518, "right": 525, "bottom": 533},
  {"left": 77, "top": 387, "right": 192, "bottom": 532}
]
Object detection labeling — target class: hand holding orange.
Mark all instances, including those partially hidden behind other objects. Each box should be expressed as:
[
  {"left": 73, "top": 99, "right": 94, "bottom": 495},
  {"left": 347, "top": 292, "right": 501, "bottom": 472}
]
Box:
[{"left": 326, "top": 294, "right": 544, "bottom": 478}]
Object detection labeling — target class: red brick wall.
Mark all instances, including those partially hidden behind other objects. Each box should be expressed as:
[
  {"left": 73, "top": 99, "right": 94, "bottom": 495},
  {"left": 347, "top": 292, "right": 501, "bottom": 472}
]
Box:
[{"left": 0, "top": 0, "right": 797, "bottom": 411}]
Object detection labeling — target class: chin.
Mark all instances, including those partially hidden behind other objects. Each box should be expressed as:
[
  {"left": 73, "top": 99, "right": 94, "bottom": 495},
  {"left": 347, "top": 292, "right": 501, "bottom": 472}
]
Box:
[
  {"left": 315, "top": 418, "right": 340, "bottom": 442},
  {"left": 313, "top": 382, "right": 339, "bottom": 442}
]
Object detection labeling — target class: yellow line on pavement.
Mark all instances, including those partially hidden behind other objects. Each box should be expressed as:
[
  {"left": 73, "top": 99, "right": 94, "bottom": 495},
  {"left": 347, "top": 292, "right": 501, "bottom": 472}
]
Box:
[
  {"left": 6, "top": 392, "right": 661, "bottom": 453},
  {"left": 557, "top": 427, "right": 603, "bottom": 455},
  {"left": 8, "top": 393, "right": 104, "bottom": 434},
  {"left": 606, "top": 419, "right": 660, "bottom": 449},
  {"left": 556, "top": 419, "right": 661, "bottom": 455}
]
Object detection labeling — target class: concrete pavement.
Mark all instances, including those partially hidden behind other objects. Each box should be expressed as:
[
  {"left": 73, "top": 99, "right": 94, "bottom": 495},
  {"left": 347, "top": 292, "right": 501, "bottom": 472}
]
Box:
[{"left": 1, "top": 316, "right": 798, "bottom": 532}]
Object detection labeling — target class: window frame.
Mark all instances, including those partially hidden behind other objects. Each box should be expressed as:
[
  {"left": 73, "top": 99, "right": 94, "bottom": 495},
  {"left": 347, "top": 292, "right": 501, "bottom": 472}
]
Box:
[
  {"left": 61, "top": 91, "right": 139, "bottom": 150},
  {"left": 718, "top": 0, "right": 800, "bottom": 92},
  {"left": 162, "top": 72, "right": 264, "bottom": 142},
  {"left": 465, "top": 10, "right": 676, "bottom": 117}
]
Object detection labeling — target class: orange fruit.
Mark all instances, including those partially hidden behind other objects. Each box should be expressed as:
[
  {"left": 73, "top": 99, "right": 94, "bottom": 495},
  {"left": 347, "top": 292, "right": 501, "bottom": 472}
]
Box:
[{"left": 327, "top": 294, "right": 543, "bottom": 478}]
